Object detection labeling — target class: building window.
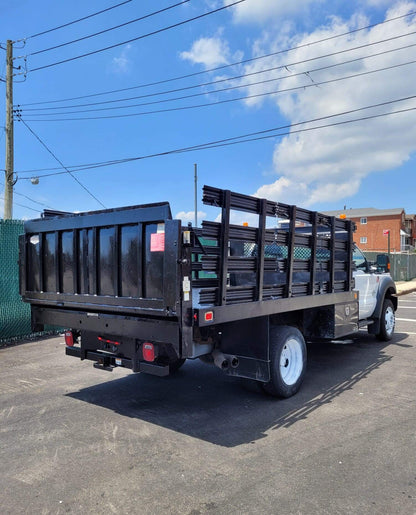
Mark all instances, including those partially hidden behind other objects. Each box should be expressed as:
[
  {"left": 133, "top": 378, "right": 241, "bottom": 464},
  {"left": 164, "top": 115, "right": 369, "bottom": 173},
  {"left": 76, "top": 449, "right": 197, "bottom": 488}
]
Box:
[
  {"left": 360, "top": 236, "right": 367, "bottom": 244},
  {"left": 360, "top": 217, "right": 367, "bottom": 225}
]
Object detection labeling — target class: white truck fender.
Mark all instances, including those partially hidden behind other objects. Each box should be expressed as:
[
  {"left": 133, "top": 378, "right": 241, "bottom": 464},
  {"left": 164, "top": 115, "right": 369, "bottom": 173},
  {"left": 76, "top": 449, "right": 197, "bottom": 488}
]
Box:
[{"left": 367, "top": 276, "right": 397, "bottom": 335}]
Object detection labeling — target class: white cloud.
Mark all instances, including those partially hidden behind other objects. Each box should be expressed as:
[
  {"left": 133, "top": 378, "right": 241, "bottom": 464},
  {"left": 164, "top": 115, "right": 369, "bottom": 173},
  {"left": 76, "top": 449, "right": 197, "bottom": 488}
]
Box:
[
  {"left": 175, "top": 210, "right": 207, "bottom": 225},
  {"left": 110, "top": 44, "right": 133, "bottom": 74},
  {"left": 226, "top": 0, "right": 323, "bottom": 24},
  {"left": 236, "top": 2, "right": 416, "bottom": 206},
  {"left": 180, "top": 36, "right": 230, "bottom": 68}
]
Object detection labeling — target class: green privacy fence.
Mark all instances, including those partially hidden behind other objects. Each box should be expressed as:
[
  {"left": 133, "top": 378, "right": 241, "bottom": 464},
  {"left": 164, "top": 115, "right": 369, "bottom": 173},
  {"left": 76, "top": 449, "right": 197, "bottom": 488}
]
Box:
[
  {"left": 363, "top": 251, "right": 416, "bottom": 282},
  {"left": 0, "top": 219, "right": 60, "bottom": 344}
]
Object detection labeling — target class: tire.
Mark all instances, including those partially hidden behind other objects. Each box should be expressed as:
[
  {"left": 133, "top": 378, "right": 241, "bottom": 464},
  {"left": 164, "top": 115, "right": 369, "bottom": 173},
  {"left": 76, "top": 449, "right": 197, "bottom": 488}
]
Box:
[
  {"left": 376, "top": 298, "right": 395, "bottom": 341},
  {"left": 262, "top": 326, "right": 307, "bottom": 398},
  {"left": 168, "top": 358, "right": 186, "bottom": 374}
]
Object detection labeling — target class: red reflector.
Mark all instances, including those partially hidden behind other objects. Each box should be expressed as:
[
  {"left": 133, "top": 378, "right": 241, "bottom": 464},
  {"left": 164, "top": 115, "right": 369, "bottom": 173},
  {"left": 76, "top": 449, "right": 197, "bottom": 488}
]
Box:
[
  {"left": 65, "top": 331, "right": 74, "bottom": 347},
  {"left": 204, "top": 311, "right": 214, "bottom": 322},
  {"left": 97, "top": 336, "right": 120, "bottom": 346},
  {"left": 142, "top": 343, "right": 155, "bottom": 362}
]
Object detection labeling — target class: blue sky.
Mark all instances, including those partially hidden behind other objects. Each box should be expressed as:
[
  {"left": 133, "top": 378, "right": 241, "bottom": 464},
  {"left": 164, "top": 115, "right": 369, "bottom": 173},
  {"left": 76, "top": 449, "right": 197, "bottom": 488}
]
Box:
[{"left": 1, "top": 0, "right": 416, "bottom": 222}]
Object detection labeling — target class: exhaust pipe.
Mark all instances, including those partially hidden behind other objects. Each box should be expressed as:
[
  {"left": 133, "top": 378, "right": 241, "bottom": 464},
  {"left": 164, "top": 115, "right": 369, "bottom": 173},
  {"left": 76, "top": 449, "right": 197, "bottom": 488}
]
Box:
[
  {"left": 230, "top": 356, "right": 239, "bottom": 368},
  {"left": 212, "top": 350, "right": 229, "bottom": 370},
  {"left": 212, "top": 351, "right": 239, "bottom": 370}
]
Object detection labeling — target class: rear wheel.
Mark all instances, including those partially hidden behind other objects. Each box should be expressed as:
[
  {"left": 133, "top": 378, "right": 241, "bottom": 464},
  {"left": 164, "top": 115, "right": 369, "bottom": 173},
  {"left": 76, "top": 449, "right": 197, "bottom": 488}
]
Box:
[
  {"left": 262, "top": 326, "right": 307, "bottom": 398},
  {"left": 376, "top": 298, "right": 395, "bottom": 341}
]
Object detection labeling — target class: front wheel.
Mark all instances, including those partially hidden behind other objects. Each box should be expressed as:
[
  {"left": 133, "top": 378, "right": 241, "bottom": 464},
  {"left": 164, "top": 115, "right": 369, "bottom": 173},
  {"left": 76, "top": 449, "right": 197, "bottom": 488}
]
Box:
[
  {"left": 262, "top": 326, "right": 307, "bottom": 398},
  {"left": 376, "top": 299, "right": 395, "bottom": 341}
]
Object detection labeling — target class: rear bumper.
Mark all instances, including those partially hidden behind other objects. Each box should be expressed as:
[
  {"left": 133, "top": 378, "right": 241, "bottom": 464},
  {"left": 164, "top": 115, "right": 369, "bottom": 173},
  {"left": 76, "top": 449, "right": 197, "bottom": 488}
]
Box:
[
  {"left": 32, "top": 305, "right": 180, "bottom": 347},
  {"left": 66, "top": 346, "right": 169, "bottom": 377}
]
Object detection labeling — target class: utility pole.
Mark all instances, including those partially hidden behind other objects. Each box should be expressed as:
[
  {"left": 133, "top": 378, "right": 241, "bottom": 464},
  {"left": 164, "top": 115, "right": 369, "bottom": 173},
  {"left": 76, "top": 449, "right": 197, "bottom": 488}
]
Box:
[
  {"left": 4, "top": 39, "right": 14, "bottom": 219},
  {"left": 194, "top": 163, "right": 198, "bottom": 228}
]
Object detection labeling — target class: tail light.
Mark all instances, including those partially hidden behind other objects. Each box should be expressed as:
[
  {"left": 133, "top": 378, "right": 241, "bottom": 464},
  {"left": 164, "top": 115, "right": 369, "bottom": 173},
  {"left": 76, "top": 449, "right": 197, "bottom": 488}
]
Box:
[
  {"left": 65, "top": 331, "right": 74, "bottom": 347},
  {"left": 142, "top": 343, "right": 155, "bottom": 362}
]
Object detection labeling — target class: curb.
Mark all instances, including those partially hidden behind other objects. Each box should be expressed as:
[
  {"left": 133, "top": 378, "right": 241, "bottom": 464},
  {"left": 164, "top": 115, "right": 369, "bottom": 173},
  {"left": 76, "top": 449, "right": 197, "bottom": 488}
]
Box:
[
  {"left": 396, "top": 282, "right": 416, "bottom": 296},
  {"left": 397, "top": 288, "right": 416, "bottom": 296}
]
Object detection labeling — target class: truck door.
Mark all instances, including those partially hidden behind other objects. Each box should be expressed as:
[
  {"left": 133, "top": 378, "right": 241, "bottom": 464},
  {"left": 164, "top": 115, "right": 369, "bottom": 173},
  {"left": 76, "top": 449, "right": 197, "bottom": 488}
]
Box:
[{"left": 353, "top": 247, "right": 378, "bottom": 319}]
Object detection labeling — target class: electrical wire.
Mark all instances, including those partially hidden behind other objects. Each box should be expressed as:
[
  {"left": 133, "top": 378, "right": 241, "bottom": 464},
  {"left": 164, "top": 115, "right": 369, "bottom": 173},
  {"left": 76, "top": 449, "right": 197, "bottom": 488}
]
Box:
[
  {"left": 18, "top": 33, "right": 416, "bottom": 112},
  {"left": 17, "top": 117, "right": 107, "bottom": 208},
  {"left": 27, "top": 0, "right": 247, "bottom": 73},
  {"left": 18, "top": 41, "right": 416, "bottom": 116},
  {"left": 15, "top": 95, "right": 416, "bottom": 177},
  {"left": 20, "top": 8, "right": 416, "bottom": 104},
  {"left": 21, "top": 0, "right": 133, "bottom": 41},
  {"left": 0, "top": 195, "right": 41, "bottom": 213},
  {"left": 28, "top": 1, "right": 190, "bottom": 57},
  {"left": 19, "top": 58, "right": 416, "bottom": 121},
  {"left": 0, "top": 181, "right": 54, "bottom": 209}
]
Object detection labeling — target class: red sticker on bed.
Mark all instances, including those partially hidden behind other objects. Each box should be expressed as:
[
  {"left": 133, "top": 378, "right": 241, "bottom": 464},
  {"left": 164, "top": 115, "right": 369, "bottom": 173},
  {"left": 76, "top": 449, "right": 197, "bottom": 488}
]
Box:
[{"left": 150, "top": 232, "right": 165, "bottom": 252}]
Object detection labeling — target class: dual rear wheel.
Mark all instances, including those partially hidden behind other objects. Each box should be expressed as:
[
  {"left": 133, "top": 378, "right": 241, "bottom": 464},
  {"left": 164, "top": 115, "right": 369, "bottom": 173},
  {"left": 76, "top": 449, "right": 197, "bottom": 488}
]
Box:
[{"left": 263, "top": 326, "right": 307, "bottom": 398}]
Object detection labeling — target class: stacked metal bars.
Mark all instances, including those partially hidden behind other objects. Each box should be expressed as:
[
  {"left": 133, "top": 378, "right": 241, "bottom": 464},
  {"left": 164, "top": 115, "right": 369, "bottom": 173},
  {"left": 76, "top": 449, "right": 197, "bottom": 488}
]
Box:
[{"left": 192, "top": 185, "right": 353, "bottom": 306}]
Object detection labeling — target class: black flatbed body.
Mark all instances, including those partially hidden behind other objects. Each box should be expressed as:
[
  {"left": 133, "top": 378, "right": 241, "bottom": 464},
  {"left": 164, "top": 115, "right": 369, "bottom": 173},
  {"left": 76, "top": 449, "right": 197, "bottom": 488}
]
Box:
[{"left": 20, "top": 185, "right": 359, "bottom": 382}]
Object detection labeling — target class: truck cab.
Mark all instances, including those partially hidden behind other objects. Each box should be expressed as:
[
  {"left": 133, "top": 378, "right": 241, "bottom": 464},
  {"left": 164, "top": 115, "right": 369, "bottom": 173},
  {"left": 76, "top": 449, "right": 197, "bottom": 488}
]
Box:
[{"left": 352, "top": 246, "right": 396, "bottom": 339}]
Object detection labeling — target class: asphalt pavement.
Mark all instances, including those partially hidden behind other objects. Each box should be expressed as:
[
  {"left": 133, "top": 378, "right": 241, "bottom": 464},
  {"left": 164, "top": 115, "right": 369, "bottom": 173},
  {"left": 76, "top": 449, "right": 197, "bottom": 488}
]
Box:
[{"left": 1, "top": 294, "right": 416, "bottom": 514}]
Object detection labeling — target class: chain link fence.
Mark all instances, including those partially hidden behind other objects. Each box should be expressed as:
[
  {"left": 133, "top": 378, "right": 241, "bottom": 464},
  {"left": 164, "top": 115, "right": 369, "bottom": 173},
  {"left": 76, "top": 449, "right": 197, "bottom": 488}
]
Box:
[
  {"left": 0, "top": 219, "right": 61, "bottom": 344},
  {"left": 363, "top": 251, "right": 416, "bottom": 281}
]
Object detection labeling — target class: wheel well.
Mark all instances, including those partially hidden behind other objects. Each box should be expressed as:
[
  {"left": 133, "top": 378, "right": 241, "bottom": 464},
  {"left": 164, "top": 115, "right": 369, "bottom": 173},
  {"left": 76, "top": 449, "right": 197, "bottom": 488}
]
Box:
[
  {"left": 385, "top": 287, "right": 398, "bottom": 311},
  {"left": 270, "top": 311, "right": 303, "bottom": 332}
]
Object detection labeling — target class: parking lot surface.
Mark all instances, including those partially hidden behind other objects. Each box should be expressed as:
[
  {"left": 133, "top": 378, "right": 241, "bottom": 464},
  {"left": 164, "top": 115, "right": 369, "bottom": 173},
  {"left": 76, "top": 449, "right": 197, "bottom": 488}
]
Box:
[{"left": 1, "top": 293, "right": 416, "bottom": 514}]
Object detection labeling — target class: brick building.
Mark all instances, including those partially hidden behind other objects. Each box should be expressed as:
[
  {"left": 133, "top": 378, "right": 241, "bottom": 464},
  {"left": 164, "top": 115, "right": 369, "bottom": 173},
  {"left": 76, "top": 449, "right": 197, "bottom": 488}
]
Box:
[
  {"left": 323, "top": 207, "right": 416, "bottom": 252},
  {"left": 405, "top": 214, "right": 416, "bottom": 250}
]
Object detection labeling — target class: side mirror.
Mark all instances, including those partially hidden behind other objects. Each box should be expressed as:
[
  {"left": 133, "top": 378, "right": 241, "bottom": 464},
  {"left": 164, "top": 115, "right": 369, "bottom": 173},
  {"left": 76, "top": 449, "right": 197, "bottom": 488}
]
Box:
[{"left": 376, "top": 254, "right": 390, "bottom": 273}]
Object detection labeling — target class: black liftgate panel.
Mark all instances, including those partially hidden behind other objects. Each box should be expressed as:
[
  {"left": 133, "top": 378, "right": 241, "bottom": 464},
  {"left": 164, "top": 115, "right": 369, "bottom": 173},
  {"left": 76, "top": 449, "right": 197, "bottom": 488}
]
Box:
[
  {"left": 192, "top": 185, "right": 355, "bottom": 323},
  {"left": 20, "top": 202, "right": 181, "bottom": 317}
]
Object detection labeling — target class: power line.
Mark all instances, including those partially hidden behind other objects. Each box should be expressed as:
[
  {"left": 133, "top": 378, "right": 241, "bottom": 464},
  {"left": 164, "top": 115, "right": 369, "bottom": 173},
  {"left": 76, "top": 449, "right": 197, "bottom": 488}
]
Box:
[
  {"left": 19, "top": 58, "right": 416, "bottom": 121},
  {"left": 15, "top": 95, "right": 416, "bottom": 177},
  {"left": 17, "top": 117, "right": 107, "bottom": 208},
  {"left": 0, "top": 181, "right": 53, "bottom": 208},
  {"left": 0, "top": 195, "right": 41, "bottom": 213},
  {"left": 28, "top": 1, "right": 190, "bottom": 57},
  {"left": 18, "top": 41, "right": 416, "bottom": 117},
  {"left": 27, "top": 0, "right": 247, "bottom": 73},
  {"left": 22, "top": 0, "right": 133, "bottom": 41},
  {"left": 18, "top": 32, "right": 416, "bottom": 112},
  {"left": 20, "top": 8, "right": 416, "bottom": 104}
]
